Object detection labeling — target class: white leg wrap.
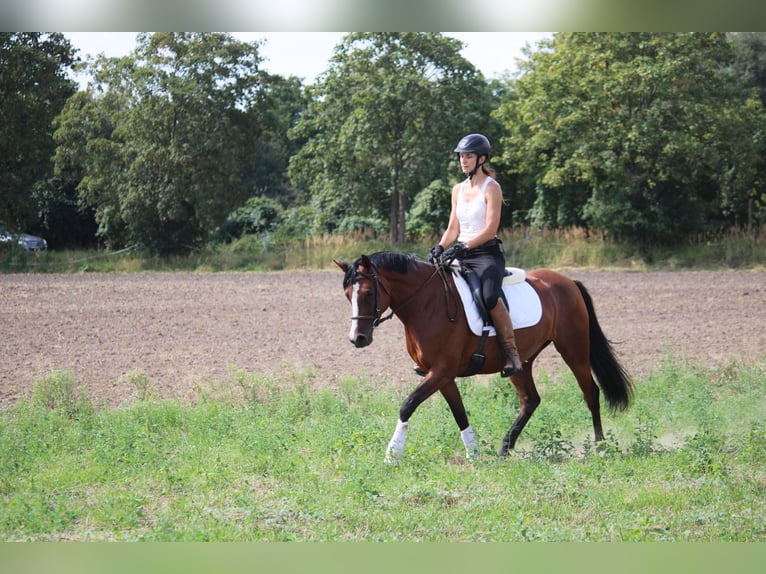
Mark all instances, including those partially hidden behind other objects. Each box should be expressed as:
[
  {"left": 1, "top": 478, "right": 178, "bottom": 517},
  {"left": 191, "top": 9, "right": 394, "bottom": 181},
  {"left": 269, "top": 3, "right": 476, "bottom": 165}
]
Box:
[
  {"left": 385, "top": 420, "right": 408, "bottom": 464},
  {"left": 461, "top": 425, "right": 479, "bottom": 461}
]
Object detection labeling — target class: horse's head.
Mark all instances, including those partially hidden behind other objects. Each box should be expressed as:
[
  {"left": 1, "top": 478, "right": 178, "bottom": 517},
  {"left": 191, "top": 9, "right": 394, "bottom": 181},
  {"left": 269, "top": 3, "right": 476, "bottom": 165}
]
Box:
[{"left": 334, "top": 254, "right": 391, "bottom": 348}]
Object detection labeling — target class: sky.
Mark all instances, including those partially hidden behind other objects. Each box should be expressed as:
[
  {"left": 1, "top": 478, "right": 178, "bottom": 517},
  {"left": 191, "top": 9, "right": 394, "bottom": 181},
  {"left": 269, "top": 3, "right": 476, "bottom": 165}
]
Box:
[{"left": 64, "top": 32, "right": 552, "bottom": 85}]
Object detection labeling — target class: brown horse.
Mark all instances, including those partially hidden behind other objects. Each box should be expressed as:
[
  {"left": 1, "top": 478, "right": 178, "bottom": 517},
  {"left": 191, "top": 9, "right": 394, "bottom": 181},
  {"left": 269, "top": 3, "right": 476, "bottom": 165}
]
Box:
[{"left": 335, "top": 251, "right": 633, "bottom": 463}]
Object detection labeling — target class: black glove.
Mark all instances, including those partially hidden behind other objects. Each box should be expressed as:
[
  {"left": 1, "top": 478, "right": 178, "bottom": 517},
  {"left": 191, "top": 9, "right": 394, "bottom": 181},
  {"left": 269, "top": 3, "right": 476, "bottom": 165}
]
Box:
[
  {"left": 442, "top": 242, "right": 469, "bottom": 263},
  {"left": 428, "top": 244, "right": 444, "bottom": 265}
]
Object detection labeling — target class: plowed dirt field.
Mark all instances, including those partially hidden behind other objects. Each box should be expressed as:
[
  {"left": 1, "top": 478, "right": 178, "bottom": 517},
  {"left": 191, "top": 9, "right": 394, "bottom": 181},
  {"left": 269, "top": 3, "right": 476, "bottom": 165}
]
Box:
[{"left": 2, "top": 269, "right": 764, "bottom": 407}]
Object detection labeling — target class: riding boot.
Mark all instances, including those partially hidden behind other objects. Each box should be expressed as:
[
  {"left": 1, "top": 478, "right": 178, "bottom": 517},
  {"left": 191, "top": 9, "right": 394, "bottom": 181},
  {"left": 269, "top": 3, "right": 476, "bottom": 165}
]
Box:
[{"left": 488, "top": 300, "right": 523, "bottom": 376}]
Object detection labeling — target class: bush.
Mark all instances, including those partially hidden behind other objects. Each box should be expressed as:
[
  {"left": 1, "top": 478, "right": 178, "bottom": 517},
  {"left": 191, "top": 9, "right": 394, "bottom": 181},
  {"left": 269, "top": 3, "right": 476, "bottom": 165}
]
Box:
[
  {"left": 219, "top": 196, "right": 283, "bottom": 241},
  {"left": 30, "top": 371, "right": 92, "bottom": 419},
  {"left": 271, "top": 205, "right": 319, "bottom": 240},
  {"left": 335, "top": 215, "right": 386, "bottom": 238}
]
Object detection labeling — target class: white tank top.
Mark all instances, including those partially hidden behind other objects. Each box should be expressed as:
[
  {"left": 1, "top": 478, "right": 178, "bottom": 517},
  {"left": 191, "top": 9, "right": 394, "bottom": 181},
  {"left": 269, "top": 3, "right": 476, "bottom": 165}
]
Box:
[{"left": 456, "top": 177, "right": 494, "bottom": 243}]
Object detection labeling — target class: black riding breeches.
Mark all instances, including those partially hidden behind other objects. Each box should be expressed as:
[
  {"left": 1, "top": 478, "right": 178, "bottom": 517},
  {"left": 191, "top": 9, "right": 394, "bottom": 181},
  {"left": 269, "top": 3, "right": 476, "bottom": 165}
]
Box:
[{"left": 459, "top": 238, "right": 506, "bottom": 310}]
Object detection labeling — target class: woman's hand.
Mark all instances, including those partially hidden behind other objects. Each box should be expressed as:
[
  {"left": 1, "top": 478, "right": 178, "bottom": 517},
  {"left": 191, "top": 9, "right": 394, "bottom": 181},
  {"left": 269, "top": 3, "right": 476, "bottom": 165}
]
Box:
[
  {"left": 441, "top": 242, "right": 469, "bottom": 263},
  {"left": 428, "top": 244, "right": 444, "bottom": 265}
]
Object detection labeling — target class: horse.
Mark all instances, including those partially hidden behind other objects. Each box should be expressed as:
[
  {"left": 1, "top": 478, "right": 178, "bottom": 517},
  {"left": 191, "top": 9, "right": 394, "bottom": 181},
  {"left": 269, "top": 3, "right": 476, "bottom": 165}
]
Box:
[{"left": 335, "top": 251, "right": 634, "bottom": 463}]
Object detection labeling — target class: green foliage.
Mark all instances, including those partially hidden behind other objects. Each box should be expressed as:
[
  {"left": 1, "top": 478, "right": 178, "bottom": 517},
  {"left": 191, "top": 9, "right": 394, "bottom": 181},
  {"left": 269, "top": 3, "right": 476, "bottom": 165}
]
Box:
[
  {"left": 53, "top": 33, "right": 269, "bottom": 253},
  {"left": 334, "top": 215, "right": 387, "bottom": 236},
  {"left": 1, "top": 358, "right": 764, "bottom": 541},
  {"left": 30, "top": 371, "right": 92, "bottom": 420},
  {"left": 6, "top": 33, "right": 766, "bottom": 255},
  {"left": 497, "top": 32, "right": 766, "bottom": 246},
  {"left": 241, "top": 75, "right": 309, "bottom": 206},
  {"left": 629, "top": 418, "right": 659, "bottom": 457},
  {"left": 0, "top": 33, "right": 78, "bottom": 231},
  {"left": 31, "top": 176, "right": 98, "bottom": 248},
  {"left": 407, "top": 179, "right": 453, "bottom": 238},
  {"left": 0, "top": 240, "right": 33, "bottom": 271},
  {"left": 4, "top": 225, "right": 766, "bottom": 274},
  {"left": 530, "top": 420, "right": 575, "bottom": 462},
  {"left": 289, "top": 33, "right": 489, "bottom": 245},
  {"left": 730, "top": 32, "right": 766, "bottom": 108},
  {"left": 219, "top": 196, "right": 283, "bottom": 241}
]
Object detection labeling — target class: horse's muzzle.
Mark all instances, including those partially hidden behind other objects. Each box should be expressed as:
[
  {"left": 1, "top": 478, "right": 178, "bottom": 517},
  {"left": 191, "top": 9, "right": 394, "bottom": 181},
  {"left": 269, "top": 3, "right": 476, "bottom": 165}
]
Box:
[{"left": 351, "top": 333, "right": 372, "bottom": 348}]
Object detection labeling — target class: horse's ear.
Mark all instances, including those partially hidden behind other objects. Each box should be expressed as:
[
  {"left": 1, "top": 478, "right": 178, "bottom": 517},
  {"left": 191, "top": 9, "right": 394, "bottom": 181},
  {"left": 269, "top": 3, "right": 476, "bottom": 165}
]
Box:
[
  {"left": 333, "top": 259, "right": 349, "bottom": 272},
  {"left": 360, "top": 254, "right": 372, "bottom": 269}
]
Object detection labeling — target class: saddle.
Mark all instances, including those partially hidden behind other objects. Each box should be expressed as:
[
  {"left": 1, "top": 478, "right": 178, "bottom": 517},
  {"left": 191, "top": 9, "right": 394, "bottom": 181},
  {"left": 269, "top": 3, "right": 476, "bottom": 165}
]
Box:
[
  {"left": 414, "top": 263, "right": 537, "bottom": 378},
  {"left": 451, "top": 262, "right": 527, "bottom": 377},
  {"left": 457, "top": 263, "right": 526, "bottom": 325}
]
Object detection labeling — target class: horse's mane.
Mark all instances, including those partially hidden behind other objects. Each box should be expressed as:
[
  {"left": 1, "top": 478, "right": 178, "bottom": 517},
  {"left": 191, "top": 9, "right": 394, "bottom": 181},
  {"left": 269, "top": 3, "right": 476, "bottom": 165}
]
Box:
[
  {"left": 343, "top": 251, "right": 425, "bottom": 287},
  {"left": 367, "top": 251, "right": 419, "bottom": 274}
]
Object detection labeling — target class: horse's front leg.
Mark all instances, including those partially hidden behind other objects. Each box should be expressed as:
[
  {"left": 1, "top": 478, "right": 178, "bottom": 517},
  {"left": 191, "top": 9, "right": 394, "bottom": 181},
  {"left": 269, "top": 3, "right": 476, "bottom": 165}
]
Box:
[
  {"left": 385, "top": 371, "right": 446, "bottom": 464},
  {"left": 440, "top": 379, "right": 479, "bottom": 461}
]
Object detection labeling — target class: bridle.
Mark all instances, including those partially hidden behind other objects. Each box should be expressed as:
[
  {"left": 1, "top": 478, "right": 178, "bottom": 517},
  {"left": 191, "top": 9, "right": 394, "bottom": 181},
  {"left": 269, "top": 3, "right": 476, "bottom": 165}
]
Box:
[
  {"left": 349, "top": 261, "right": 458, "bottom": 331},
  {"left": 349, "top": 266, "right": 392, "bottom": 328}
]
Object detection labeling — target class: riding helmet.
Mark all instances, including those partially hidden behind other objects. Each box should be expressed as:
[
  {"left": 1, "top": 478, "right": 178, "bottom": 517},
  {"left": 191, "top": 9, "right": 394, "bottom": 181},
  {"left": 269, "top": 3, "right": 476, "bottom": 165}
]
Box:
[{"left": 454, "top": 133, "right": 490, "bottom": 159}]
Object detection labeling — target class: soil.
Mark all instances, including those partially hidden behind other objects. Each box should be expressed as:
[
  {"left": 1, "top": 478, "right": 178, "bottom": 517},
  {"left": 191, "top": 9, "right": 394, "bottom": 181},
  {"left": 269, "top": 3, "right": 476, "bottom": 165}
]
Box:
[{"left": 2, "top": 269, "right": 765, "bottom": 408}]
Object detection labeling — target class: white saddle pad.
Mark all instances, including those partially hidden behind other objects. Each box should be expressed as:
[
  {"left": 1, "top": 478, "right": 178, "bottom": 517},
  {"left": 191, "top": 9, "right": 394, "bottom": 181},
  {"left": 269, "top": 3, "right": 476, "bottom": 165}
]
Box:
[{"left": 452, "top": 270, "right": 543, "bottom": 336}]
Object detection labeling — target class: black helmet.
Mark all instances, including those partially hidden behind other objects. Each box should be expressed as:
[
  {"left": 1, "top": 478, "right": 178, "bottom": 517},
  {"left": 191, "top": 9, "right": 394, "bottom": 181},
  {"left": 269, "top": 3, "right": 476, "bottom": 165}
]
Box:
[{"left": 454, "top": 133, "right": 490, "bottom": 160}]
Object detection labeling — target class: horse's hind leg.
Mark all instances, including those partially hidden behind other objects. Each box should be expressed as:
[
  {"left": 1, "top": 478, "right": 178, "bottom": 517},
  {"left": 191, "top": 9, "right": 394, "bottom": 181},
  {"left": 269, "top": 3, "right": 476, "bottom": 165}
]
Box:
[
  {"left": 556, "top": 342, "right": 605, "bottom": 443},
  {"left": 499, "top": 367, "right": 541, "bottom": 457},
  {"left": 576, "top": 368, "right": 605, "bottom": 443}
]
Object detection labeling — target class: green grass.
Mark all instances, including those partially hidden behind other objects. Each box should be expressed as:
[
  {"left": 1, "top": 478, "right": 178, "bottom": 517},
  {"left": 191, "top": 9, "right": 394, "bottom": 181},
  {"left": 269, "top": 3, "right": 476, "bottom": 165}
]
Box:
[
  {"left": 2, "top": 226, "right": 765, "bottom": 273},
  {"left": 1, "top": 359, "right": 765, "bottom": 541}
]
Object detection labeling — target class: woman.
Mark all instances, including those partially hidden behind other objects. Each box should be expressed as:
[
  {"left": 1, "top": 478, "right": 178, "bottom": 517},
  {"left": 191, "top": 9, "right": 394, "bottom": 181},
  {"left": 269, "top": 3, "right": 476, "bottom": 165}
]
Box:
[{"left": 429, "top": 133, "right": 522, "bottom": 376}]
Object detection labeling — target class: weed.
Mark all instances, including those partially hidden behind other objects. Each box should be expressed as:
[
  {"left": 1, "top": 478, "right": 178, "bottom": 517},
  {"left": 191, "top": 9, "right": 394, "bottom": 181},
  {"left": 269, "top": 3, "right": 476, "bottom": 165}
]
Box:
[
  {"left": 629, "top": 418, "right": 659, "bottom": 457},
  {"left": 30, "top": 371, "right": 91, "bottom": 420},
  {"left": 531, "top": 420, "right": 575, "bottom": 462},
  {"left": 598, "top": 430, "right": 622, "bottom": 456},
  {"left": 119, "top": 371, "right": 157, "bottom": 402},
  {"left": 738, "top": 421, "right": 766, "bottom": 467},
  {"left": 679, "top": 428, "right": 728, "bottom": 477}
]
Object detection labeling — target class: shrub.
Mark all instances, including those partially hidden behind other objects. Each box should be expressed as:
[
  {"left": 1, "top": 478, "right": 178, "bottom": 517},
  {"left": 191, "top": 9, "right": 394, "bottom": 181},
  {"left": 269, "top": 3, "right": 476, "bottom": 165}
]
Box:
[{"left": 219, "top": 196, "right": 283, "bottom": 241}]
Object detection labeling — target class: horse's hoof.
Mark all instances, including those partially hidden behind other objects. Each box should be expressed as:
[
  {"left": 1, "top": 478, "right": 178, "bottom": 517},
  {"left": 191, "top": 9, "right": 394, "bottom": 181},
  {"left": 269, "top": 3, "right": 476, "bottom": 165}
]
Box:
[{"left": 384, "top": 454, "right": 400, "bottom": 466}]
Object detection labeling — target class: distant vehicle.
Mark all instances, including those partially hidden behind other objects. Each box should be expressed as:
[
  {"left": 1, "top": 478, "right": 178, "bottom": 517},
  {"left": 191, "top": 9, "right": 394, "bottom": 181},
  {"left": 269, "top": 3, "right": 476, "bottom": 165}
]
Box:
[{"left": 0, "top": 224, "right": 48, "bottom": 251}]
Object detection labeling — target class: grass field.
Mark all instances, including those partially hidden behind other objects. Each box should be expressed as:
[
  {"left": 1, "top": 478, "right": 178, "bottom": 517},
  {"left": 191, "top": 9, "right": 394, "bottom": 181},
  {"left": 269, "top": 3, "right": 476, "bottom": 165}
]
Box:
[{"left": 1, "top": 356, "right": 764, "bottom": 542}]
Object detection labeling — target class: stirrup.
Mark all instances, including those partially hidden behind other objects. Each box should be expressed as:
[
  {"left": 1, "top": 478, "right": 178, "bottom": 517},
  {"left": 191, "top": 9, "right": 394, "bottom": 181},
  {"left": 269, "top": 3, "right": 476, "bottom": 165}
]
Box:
[{"left": 501, "top": 358, "right": 522, "bottom": 377}]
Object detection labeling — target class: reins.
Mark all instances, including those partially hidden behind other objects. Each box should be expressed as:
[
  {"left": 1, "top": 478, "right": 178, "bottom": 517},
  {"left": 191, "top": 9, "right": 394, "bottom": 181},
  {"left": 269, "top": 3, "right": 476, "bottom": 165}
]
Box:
[
  {"left": 436, "top": 264, "right": 460, "bottom": 323},
  {"left": 352, "top": 261, "right": 459, "bottom": 328}
]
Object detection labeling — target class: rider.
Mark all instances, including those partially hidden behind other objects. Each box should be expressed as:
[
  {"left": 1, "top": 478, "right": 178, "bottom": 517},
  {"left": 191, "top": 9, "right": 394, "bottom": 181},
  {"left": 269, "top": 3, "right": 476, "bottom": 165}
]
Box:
[{"left": 429, "top": 133, "right": 522, "bottom": 376}]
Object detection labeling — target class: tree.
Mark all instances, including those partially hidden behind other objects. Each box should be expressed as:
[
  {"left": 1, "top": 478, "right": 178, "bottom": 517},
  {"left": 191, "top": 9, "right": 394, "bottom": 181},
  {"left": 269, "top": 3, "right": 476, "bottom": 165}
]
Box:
[
  {"left": 728, "top": 33, "right": 766, "bottom": 231},
  {"left": 496, "top": 33, "right": 765, "bottom": 245},
  {"left": 288, "top": 33, "right": 487, "bottom": 245},
  {"left": 730, "top": 32, "right": 766, "bottom": 107},
  {"left": 54, "top": 33, "right": 269, "bottom": 253},
  {"left": 238, "top": 74, "right": 309, "bottom": 206},
  {"left": 54, "top": 88, "right": 130, "bottom": 247},
  {"left": 0, "top": 33, "right": 77, "bottom": 232}
]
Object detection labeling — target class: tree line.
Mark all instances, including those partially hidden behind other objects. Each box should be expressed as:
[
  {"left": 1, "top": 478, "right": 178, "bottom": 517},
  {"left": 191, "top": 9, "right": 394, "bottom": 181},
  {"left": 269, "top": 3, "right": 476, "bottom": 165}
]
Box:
[{"left": 2, "top": 32, "right": 765, "bottom": 253}]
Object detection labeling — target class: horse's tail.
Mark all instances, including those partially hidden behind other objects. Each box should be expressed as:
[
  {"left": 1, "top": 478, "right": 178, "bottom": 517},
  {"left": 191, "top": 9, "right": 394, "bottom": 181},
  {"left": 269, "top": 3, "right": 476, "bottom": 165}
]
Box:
[{"left": 575, "top": 280, "right": 634, "bottom": 412}]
